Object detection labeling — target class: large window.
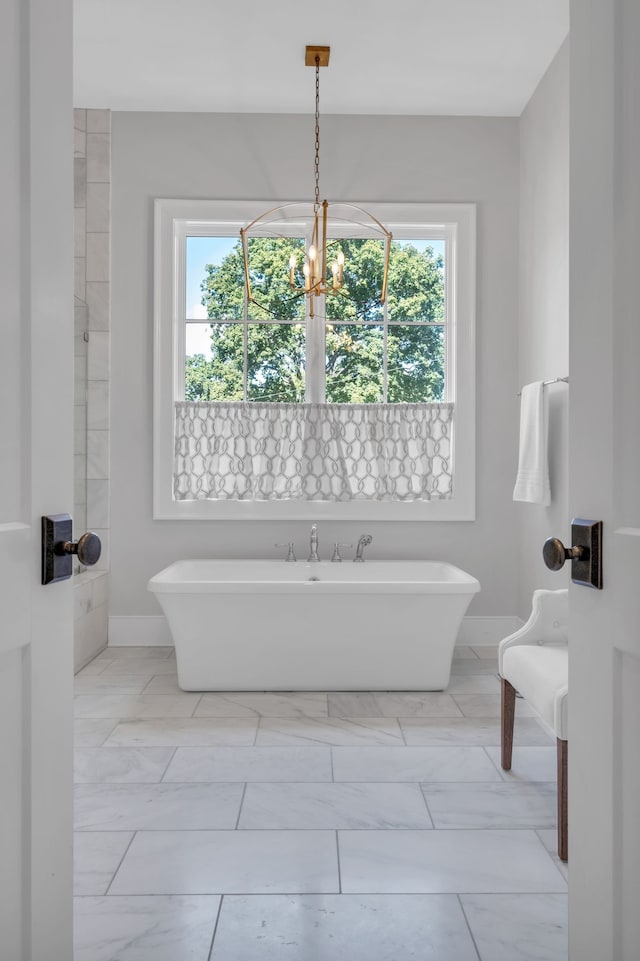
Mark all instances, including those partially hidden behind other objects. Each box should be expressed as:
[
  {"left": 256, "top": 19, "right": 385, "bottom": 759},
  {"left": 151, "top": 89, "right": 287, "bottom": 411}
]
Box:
[
  {"left": 154, "top": 200, "right": 475, "bottom": 520},
  {"left": 183, "top": 235, "right": 447, "bottom": 406}
]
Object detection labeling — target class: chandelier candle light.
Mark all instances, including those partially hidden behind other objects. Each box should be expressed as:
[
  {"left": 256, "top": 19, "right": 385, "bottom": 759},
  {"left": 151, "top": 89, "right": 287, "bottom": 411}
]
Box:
[{"left": 241, "top": 45, "right": 392, "bottom": 318}]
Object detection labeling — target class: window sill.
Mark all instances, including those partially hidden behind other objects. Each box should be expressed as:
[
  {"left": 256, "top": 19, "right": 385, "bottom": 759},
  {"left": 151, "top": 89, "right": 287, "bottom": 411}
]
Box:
[{"left": 153, "top": 495, "right": 475, "bottom": 522}]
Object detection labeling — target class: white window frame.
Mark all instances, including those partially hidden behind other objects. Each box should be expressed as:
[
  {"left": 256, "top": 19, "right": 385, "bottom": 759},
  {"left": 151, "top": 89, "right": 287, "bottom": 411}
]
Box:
[{"left": 154, "top": 199, "right": 476, "bottom": 521}]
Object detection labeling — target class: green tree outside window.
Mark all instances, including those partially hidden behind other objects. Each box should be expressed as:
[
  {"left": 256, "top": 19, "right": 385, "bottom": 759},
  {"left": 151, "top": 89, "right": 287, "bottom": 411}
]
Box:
[{"left": 185, "top": 237, "right": 445, "bottom": 403}]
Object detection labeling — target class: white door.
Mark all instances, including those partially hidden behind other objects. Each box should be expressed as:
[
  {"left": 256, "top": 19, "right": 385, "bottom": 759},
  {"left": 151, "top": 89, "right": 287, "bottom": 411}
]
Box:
[
  {"left": 0, "top": 0, "right": 74, "bottom": 958},
  {"left": 569, "top": 1, "right": 640, "bottom": 958}
]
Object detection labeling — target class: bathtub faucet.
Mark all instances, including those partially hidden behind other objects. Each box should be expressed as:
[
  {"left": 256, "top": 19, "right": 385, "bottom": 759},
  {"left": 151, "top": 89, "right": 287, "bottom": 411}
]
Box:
[
  {"left": 308, "top": 525, "right": 320, "bottom": 562},
  {"left": 353, "top": 534, "right": 373, "bottom": 562}
]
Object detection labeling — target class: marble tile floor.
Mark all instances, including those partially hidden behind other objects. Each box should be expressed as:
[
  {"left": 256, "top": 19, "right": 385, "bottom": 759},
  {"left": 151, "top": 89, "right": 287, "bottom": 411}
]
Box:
[{"left": 74, "top": 644, "right": 568, "bottom": 961}]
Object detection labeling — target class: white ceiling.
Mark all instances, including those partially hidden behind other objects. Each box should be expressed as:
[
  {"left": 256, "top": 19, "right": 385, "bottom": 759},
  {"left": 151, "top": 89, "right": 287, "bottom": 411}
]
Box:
[{"left": 74, "top": 0, "right": 569, "bottom": 117}]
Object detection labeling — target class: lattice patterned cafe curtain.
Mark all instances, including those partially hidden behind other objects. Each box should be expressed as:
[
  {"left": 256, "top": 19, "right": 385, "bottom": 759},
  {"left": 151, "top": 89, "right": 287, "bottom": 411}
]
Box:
[{"left": 173, "top": 402, "right": 454, "bottom": 502}]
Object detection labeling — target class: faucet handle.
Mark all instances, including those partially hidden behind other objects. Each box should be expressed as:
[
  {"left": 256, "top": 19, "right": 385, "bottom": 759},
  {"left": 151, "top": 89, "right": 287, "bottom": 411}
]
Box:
[
  {"left": 274, "top": 542, "right": 296, "bottom": 562},
  {"left": 331, "top": 543, "right": 353, "bottom": 563}
]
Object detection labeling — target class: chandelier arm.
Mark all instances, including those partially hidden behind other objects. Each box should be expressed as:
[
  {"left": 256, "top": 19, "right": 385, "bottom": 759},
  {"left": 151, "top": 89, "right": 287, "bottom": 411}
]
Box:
[
  {"left": 239, "top": 227, "right": 252, "bottom": 303},
  {"left": 246, "top": 297, "right": 277, "bottom": 318},
  {"left": 321, "top": 200, "right": 328, "bottom": 288},
  {"left": 241, "top": 203, "right": 303, "bottom": 234},
  {"left": 381, "top": 235, "right": 391, "bottom": 304}
]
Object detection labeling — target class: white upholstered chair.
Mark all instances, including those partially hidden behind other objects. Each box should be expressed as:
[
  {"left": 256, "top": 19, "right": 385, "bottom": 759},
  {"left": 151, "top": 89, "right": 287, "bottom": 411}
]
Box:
[{"left": 498, "top": 588, "right": 569, "bottom": 861}]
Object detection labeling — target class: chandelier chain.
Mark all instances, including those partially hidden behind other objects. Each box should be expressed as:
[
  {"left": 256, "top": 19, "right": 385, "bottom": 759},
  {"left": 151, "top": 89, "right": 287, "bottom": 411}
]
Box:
[
  {"left": 240, "top": 46, "right": 392, "bottom": 315},
  {"left": 314, "top": 57, "right": 320, "bottom": 209}
]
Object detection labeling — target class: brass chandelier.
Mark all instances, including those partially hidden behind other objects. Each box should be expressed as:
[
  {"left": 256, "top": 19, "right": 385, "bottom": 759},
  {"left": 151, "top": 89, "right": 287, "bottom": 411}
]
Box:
[{"left": 241, "top": 45, "right": 392, "bottom": 318}]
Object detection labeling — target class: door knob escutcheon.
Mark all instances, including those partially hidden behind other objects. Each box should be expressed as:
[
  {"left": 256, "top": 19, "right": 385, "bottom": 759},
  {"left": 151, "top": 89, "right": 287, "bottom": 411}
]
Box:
[
  {"left": 542, "top": 519, "right": 603, "bottom": 589},
  {"left": 42, "top": 514, "right": 102, "bottom": 584}
]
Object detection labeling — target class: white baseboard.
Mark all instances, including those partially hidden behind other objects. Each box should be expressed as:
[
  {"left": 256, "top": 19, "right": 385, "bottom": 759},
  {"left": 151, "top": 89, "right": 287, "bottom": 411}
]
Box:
[
  {"left": 108, "top": 616, "right": 173, "bottom": 647},
  {"left": 108, "top": 614, "right": 523, "bottom": 648},
  {"left": 456, "top": 616, "right": 523, "bottom": 646}
]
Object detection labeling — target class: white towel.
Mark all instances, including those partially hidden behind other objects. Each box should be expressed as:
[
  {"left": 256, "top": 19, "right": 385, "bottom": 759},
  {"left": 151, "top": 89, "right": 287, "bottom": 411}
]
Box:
[{"left": 513, "top": 381, "right": 551, "bottom": 505}]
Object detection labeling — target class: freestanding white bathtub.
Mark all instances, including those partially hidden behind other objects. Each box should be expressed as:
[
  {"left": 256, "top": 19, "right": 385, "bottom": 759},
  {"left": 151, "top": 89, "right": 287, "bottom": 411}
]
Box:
[{"left": 148, "top": 560, "right": 480, "bottom": 691}]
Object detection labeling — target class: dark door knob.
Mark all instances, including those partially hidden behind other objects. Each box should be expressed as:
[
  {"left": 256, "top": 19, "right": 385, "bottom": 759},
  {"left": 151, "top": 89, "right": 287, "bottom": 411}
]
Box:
[
  {"left": 543, "top": 536, "right": 586, "bottom": 571},
  {"left": 58, "top": 531, "right": 102, "bottom": 567},
  {"left": 42, "top": 514, "right": 102, "bottom": 584}
]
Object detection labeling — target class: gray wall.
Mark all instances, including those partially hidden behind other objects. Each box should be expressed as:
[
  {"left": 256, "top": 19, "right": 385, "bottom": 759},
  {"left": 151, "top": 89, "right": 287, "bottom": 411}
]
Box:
[
  {"left": 110, "top": 113, "right": 520, "bottom": 617},
  {"left": 517, "top": 41, "right": 570, "bottom": 615}
]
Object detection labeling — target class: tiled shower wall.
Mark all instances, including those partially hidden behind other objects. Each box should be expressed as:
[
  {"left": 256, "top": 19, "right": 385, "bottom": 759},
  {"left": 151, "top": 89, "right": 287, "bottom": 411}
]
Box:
[{"left": 73, "top": 108, "right": 111, "bottom": 671}]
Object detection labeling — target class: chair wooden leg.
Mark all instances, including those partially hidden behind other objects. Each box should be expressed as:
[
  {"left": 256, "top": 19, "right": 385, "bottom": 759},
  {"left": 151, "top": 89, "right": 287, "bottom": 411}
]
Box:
[
  {"left": 557, "top": 738, "right": 568, "bottom": 862},
  {"left": 501, "top": 677, "right": 516, "bottom": 770}
]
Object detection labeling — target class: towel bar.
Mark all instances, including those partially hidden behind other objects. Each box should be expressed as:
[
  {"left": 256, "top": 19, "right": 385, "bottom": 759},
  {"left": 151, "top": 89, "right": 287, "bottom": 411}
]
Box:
[{"left": 517, "top": 376, "right": 568, "bottom": 397}]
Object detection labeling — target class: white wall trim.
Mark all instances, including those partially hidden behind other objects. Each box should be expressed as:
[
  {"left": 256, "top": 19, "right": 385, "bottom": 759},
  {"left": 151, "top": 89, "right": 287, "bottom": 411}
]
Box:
[
  {"left": 456, "top": 615, "right": 524, "bottom": 646},
  {"left": 108, "top": 613, "right": 523, "bottom": 648}
]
